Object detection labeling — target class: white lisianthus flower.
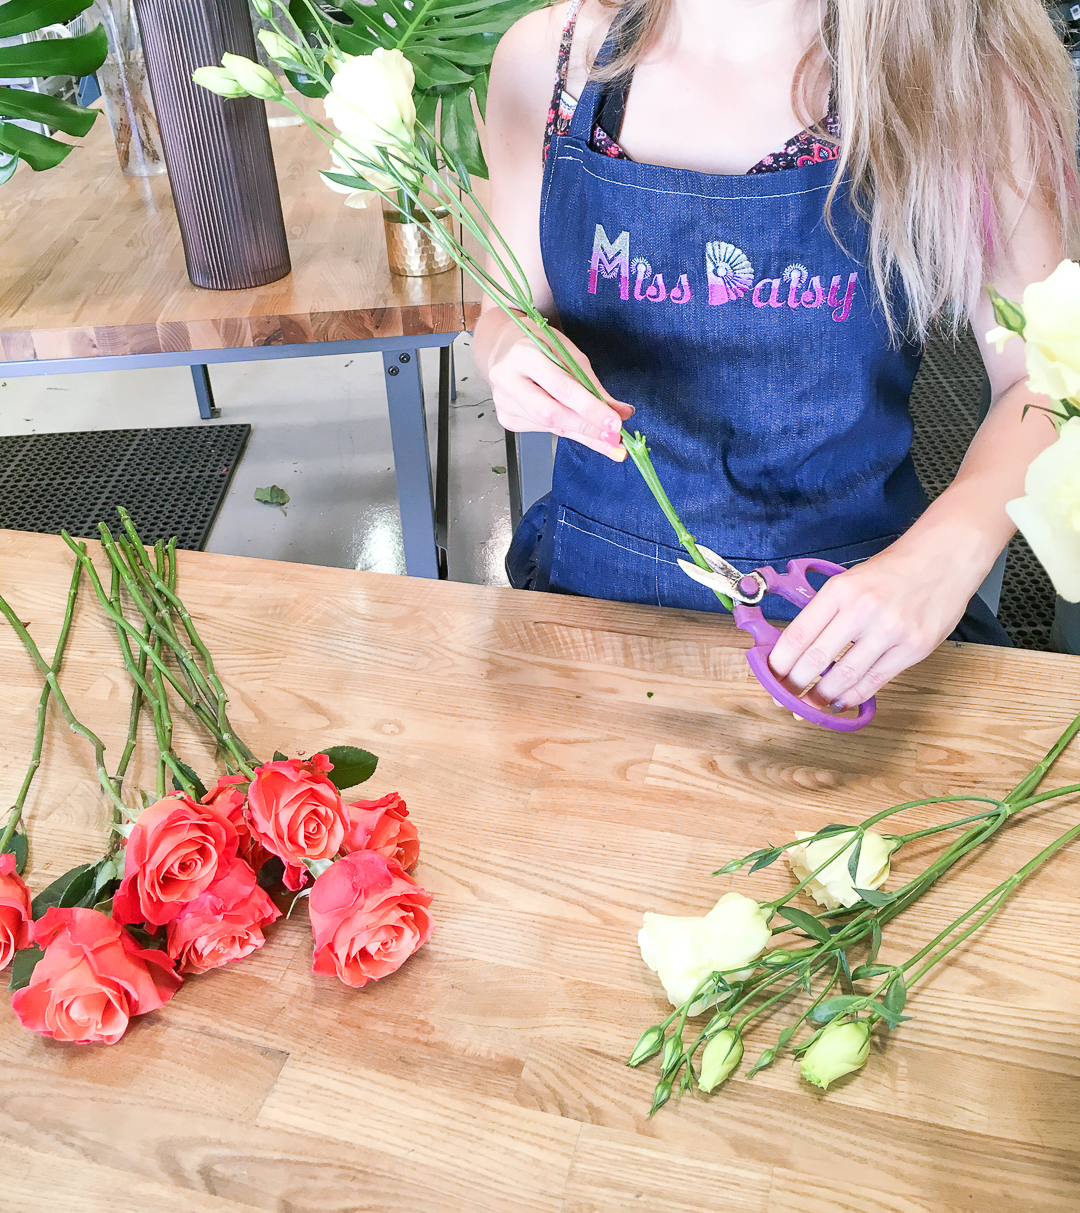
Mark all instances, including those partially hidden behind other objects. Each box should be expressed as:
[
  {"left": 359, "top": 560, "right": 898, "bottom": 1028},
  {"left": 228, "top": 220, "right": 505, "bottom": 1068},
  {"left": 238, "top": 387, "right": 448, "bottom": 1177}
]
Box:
[
  {"left": 1016, "top": 259, "right": 1080, "bottom": 403},
  {"left": 638, "top": 892, "right": 771, "bottom": 1013},
  {"left": 787, "top": 829, "right": 896, "bottom": 910},
  {"left": 320, "top": 144, "right": 396, "bottom": 209},
  {"left": 324, "top": 48, "right": 417, "bottom": 148},
  {"left": 985, "top": 325, "right": 1017, "bottom": 355},
  {"left": 1006, "top": 416, "right": 1080, "bottom": 602}
]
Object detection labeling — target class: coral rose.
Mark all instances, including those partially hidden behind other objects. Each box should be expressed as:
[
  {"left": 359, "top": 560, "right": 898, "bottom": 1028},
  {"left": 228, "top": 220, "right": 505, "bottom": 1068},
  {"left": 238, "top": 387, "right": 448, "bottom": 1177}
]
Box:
[
  {"left": 166, "top": 859, "right": 281, "bottom": 975},
  {"left": 245, "top": 754, "right": 348, "bottom": 865},
  {"left": 342, "top": 792, "right": 419, "bottom": 871},
  {"left": 0, "top": 852, "right": 32, "bottom": 969},
  {"left": 112, "top": 794, "right": 239, "bottom": 927},
  {"left": 12, "top": 906, "right": 181, "bottom": 1044},
  {"left": 202, "top": 773, "right": 268, "bottom": 870},
  {"left": 309, "top": 851, "right": 433, "bottom": 988}
]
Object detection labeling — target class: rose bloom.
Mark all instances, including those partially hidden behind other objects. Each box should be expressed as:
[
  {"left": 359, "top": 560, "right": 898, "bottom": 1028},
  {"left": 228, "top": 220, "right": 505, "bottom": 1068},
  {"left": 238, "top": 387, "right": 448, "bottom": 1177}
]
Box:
[
  {"left": 245, "top": 754, "right": 348, "bottom": 865},
  {"left": 1007, "top": 416, "right": 1080, "bottom": 602},
  {"left": 202, "top": 773, "right": 268, "bottom": 870},
  {"left": 12, "top": 906, "right": 181, "bottom": 1045},
  {"left": 112, "top": 794, "right": 239, "bottom": 927},
  {"left": 0, "top": 852, "right": 31, "bottom": 969},
  {"left": 342, "top": 792, "right": 419, "bottom": 871},
  {"left": 166, "top": 859, "right": 281, "bottom": 975},
  {"left": 638, "top": 892, "right": 771, "bottom": 1013},
  {"left": 309, "top": 851, "right": 433, "bottom": 988}
]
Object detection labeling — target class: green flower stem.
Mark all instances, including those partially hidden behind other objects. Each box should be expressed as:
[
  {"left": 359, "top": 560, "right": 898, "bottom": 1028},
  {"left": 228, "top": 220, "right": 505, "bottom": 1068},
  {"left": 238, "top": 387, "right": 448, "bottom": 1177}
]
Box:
[
  {"left": 60, "top": 534, "right": 255, "bottom": 779},
  {"left": 0, "top": 555, "right": 128, "bottom": 821},
  {"left": 108, "top": 561, "right": 152, "bottom": 802},
  {"left": 1006, "top": 708, "right": 1080, "bottom": 803},
  {"left": 0, "top": 557, "right": 83, "bottom": 855}
]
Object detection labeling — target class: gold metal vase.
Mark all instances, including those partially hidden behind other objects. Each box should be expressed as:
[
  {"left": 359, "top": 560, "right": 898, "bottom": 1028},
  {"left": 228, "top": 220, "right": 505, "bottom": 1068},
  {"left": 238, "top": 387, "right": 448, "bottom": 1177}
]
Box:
[{"left": 383, "top": 207, "right": 456, "bottom": 277}]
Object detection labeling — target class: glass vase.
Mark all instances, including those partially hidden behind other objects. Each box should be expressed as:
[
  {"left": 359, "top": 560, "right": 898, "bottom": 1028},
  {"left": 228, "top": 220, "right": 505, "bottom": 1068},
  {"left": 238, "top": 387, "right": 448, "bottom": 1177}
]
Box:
[{"left": 89, "top": 0, "right": 166, "bottom": 177}]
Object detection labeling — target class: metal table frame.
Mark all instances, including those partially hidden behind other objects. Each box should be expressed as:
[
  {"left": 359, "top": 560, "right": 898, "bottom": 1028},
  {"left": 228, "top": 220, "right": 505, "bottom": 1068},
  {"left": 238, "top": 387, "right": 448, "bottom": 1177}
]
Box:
[{"left": 0, "top": 331, "right": 458, "bottom": 581}]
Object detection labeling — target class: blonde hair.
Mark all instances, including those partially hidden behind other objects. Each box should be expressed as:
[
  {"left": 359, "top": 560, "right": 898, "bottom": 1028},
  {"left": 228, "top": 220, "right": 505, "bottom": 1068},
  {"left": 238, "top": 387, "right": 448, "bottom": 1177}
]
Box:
[{"left": 592, "top": 0, "right": 1080, "bottom": 340}]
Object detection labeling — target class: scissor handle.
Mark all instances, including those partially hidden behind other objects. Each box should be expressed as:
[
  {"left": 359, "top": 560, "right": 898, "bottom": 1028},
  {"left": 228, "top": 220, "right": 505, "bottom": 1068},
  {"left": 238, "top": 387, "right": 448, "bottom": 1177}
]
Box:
[{"left": 732, "top": 558, "right": 876, "bottom": 733}]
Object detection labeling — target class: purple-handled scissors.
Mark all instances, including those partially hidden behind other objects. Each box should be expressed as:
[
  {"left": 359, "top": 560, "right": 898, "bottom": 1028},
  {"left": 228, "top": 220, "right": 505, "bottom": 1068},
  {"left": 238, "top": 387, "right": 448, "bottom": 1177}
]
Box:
[{"left": 677, "top": 545, "right": 875, "bottom": 733}]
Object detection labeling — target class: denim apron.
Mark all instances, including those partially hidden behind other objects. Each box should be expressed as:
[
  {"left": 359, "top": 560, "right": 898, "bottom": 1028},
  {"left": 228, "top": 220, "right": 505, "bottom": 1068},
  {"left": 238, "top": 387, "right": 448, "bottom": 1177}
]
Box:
[{"left": 506, "top": 35, "right": 1007, "bottom": 644}]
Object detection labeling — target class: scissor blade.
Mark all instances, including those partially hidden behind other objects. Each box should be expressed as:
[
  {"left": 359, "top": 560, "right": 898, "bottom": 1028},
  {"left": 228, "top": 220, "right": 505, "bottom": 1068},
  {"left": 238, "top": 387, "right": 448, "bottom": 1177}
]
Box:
[{"left": 677, "top": 557, "right": 735, "bottom": 593}]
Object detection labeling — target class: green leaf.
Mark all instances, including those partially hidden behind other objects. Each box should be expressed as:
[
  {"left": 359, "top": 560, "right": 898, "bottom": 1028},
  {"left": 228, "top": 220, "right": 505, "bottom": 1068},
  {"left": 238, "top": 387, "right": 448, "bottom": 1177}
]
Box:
[
  {"left": 0, "top": 151, "right": 17, "bottom": 185},
  {"left": 776, "top": 1023, "right": 799, "bottom": 1049},
  {"left": 853, "top": 886, "right": 896, "bottom": 907},
  {"left": 775, "top": 905, "right": 831, "bottom": 944},
  {"left": 0, "top": 85, "right": 97, "bottom": 136},
  {"left": 125, "top": 923, "right": 168, "bottom": 952},
  {"left": 254, "top": 484, "right": 290, "bottom": 506},
  {"left": 850, "top": 963, "right": 894, "bottom": 981},
  {"left": 883, "top": 974, "right": 907, "bottom": 1019},
  {"left": 807, "top": 995, "right": 864, "bottom": 1024},
  {"left": 749, "top": 847, "right": 783, "bottom": 874},
  {"left": 284, "top": 68, "right": 329, "bottom": 98},
  {"left": 0, "top": 121, "right": 72, "bottom": 171},
  {"left": 171, "top": 760, "right": 208, "bottom": 802},
  {"left": 256, "top": 855, "right": 285, "bottom": 893},
  {"left": 272, "top": 750, "right": 288, "bottom": 762},
  {"left": 8, "top": 943, "right": 44, "bottom": 991},
  {"left": 868, "top": 917, "right": 882, "bottom": 966},
  {"left": 30, "top": 861, "right": 94, "bottom": 918},
  {"left": 0, "top": 0, "right": 94, "bottom": 38},
  {"left": 0, "top": 24, "right": 107, "bottom": 79},
  {"left": 2, "top": 829, "right": 28, "bottom": 874},
  {"left": 440, "top": 82, "right": 485, "bottom": 178},
  {"left": 323, "top": 744, "right": 379, "bottom": 790},
  {"left": 846, "top": 834, "right": 862, "bottom": 883}
]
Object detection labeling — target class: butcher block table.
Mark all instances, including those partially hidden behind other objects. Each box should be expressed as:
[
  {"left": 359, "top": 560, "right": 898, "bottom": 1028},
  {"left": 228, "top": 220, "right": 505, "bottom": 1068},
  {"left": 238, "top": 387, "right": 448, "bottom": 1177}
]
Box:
[{"left": 1, "top": 529, "right": 1079, "bottom": 1213}]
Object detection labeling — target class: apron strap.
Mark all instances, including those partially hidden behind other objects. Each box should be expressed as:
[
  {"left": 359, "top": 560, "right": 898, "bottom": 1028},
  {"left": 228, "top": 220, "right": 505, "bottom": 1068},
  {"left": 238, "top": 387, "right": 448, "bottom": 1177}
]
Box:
[{"left": 566, "top": 20, "right": 631, "bottom": 143}]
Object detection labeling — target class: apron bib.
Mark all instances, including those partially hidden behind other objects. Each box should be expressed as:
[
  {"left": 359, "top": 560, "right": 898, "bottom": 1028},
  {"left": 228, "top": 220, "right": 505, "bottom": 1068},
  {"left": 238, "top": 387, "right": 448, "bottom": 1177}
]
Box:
[{"left": 508, "top": 39, "right": 928, "bottom": 619}]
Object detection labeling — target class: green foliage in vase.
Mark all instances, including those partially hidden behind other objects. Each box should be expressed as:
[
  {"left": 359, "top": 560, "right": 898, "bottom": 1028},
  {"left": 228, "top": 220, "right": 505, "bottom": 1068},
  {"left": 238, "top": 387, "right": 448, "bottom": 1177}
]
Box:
[
  {"left": 289, "top": 0, "right": 546, "bottom": 178},
  {"left": 0, "top": 0, "right": 107, "bottom": 184}
]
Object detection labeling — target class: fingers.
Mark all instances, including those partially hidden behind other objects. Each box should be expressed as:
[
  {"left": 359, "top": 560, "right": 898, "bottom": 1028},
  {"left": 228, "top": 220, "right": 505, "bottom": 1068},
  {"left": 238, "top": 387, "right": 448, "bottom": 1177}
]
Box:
[{"left": 490, "top": 339, "right": 633, "bottom": 460}]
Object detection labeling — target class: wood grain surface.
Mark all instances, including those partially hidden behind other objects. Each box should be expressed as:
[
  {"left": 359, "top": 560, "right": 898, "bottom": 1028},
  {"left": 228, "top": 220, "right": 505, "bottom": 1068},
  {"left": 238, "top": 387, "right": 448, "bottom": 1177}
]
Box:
[
  {"left": 0, "top": 119, "right": 468, "bottom": 361},
  {"left": 0, "top": 529, "right": 1079, "bottom": 1212}
]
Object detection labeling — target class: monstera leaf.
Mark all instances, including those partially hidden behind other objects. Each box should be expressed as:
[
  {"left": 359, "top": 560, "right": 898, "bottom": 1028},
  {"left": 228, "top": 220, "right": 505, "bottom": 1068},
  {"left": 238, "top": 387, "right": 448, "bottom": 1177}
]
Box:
[
  {"left": 292, "top": 0, "right": 545, "bottom": 177},
  {"left": 0, "top": 0, "right": 106, "bottom": 183}
]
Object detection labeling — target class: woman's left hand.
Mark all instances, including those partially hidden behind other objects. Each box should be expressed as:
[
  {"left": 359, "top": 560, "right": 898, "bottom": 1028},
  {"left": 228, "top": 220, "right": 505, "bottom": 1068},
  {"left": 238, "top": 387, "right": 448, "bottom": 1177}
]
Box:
[{"left": 765, "top": 543, "right": 979, "bottom": 712}]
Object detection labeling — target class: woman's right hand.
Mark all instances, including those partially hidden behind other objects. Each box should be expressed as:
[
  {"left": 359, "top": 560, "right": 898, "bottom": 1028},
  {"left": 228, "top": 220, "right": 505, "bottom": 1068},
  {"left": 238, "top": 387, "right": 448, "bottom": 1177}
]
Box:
[{"left": 476, "top": 310, "right": 634, "bottom": 462}]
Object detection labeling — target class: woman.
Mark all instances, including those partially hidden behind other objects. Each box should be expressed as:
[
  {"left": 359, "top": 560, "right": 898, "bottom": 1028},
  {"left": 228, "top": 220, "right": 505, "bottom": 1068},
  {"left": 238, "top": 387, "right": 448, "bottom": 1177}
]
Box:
[{"left": 475, "top": 0, "right": 1079, "bottom": 712}]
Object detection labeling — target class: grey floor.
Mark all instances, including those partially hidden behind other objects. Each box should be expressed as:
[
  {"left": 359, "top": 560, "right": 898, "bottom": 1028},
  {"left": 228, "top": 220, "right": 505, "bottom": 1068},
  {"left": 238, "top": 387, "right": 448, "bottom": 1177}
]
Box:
[{"left": 0, "top": 337, "right": 514, "bottom": 586}]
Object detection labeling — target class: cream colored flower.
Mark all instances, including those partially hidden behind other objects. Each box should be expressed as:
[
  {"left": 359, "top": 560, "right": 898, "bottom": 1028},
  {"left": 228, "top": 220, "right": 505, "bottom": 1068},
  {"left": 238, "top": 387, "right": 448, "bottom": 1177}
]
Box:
[
  {"left": 985, "top": 325, "right": 1017, "bottom": 355},
  {"left": 1006, "top": 415, "right": 1080, "bottom": 602},
  {"left": 638, "top": 892, "right": 771, "bottom": 1013},
  {"left": 219, "top": 53, "right": 282, "bottom": 102},
  {"left": 799, "top": 1018, "right": 872, "bottom": 1090},
  {"left": 320, "top": 145, "right": 393, "bottom": 209},
  {"left": 1018, "top": 260, "right": 1080, "bottom": 402},
  {"left": 787, "top": 829, "right": 895, "bottom": 910},
  {"left": 324, "top": 49, "right": 416, "bottom": 147}
]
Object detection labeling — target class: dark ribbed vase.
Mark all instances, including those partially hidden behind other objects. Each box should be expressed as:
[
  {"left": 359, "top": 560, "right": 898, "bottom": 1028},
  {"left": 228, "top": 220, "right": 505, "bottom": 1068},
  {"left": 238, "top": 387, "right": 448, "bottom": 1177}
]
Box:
[{"left": 132, "top": 0, "right": 291, "bottom": 290}]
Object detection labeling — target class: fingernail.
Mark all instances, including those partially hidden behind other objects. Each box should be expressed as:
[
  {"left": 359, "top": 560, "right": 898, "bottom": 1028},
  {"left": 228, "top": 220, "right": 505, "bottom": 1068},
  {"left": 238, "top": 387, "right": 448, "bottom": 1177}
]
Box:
[
  {"left": 830, "top": 699, "right": 847, "bottom": 712},
  {"left": 609, "top": 445, "right": 627, "bottom": 462}
]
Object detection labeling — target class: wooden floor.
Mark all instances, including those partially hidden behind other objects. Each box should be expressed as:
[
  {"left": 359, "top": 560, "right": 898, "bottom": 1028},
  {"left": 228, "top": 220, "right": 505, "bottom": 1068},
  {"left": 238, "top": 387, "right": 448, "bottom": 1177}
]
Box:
[{"left": 0, "top": 531, "right": 1078, "bottom": 1212}]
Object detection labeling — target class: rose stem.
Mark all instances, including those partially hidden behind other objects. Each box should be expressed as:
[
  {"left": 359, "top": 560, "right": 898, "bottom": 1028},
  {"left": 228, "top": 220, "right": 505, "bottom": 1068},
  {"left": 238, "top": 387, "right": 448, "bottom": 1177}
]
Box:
[
  {"left": 0, "top": 557, "right": 84, "bottom": 855},
  {"left": 60, "top": 534, "right": 255, "bottom": 778},
  {"left": 0, "top": 553, "right": 128, "bottom": 819}
]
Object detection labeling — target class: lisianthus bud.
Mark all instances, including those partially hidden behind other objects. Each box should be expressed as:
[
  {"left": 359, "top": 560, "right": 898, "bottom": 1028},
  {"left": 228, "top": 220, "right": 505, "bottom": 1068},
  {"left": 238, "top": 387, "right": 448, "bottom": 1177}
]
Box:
[
  {"left": 257, "top": 29, "right": 304, "bottom": 69},
  {"left": 220, "top": 53, "right": 283, "bottom": 101},
  {"left": 1007, "top": 416, "right": 1080, "bottom": 602},
  {"left": 699, "top": 1029, "right": 742, "bottom": 1092},
  {"left": 787, "top": 829, "right": 896, "bottom": 910},
  {"left": 638, "top": 891, "right": 771, "bottom": 1013},
  {"left": 799, "top": 1018, "right": 872, "bottom": 1090},
  {"left": 627, "top": 1024, "right": 665, "bottom": 1067},
  {"left": 191, "top": 66, "right": 247, "bottom": 98},
  {"left": 251, "top": 0, "right": 273, "bottom": 16}
]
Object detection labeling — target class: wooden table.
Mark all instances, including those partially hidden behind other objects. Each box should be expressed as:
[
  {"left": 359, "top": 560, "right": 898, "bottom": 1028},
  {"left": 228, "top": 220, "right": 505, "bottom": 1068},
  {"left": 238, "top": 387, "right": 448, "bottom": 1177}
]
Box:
[
  {"left": 0, "top": 119, "right": 470, "bottom": 578},
  {"left": 2, "top": 530, "right": 1079, "bottom": 1213}
]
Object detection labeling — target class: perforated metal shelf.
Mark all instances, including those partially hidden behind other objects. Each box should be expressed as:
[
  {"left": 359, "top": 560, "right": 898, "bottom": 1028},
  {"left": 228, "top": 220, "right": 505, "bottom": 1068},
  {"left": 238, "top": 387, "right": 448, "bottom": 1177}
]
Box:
[
  {"left": 0, "top": 424, "right": 250, "bottom": 550},
  {"left": 909, "top": 329, "right": 1055, "bottom": 650}
]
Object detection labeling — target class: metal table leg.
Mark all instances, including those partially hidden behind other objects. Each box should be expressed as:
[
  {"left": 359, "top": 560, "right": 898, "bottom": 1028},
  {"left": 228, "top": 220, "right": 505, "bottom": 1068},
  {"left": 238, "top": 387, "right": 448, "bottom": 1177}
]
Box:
[
  {"left": 191, "top": 364, "right": 220, "bottom": 419},
  {"left": 435, "top": 346, "right": 451, "bottom": 579},
  {"left": 383, "top": 347, "right": 439, "bottom": 579}
]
